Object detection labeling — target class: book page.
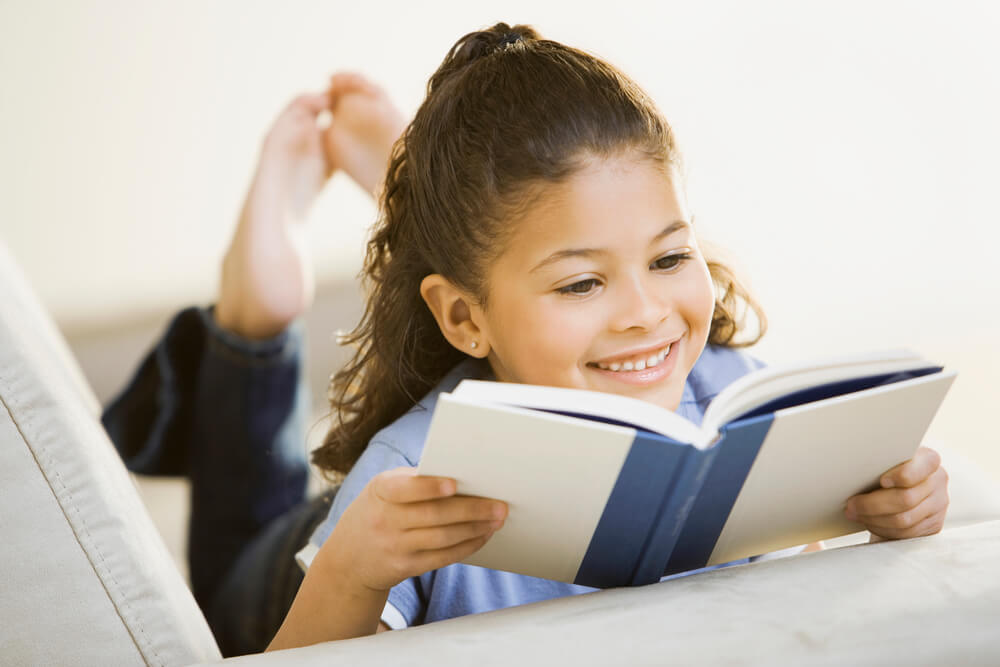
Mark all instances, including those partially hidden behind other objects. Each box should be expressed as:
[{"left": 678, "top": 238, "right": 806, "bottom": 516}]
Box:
[
  {"left": 451, "top": 380, "right": 705, "bottom": 445},
  {"left": 706, "top": 371, "right": 956, "bottom": 565},
  {"left": 703, "top": 349, "right": 932, "bottom": 431},
  {"left": 418, "top": 395, "right": 637, "bottom": 583}
]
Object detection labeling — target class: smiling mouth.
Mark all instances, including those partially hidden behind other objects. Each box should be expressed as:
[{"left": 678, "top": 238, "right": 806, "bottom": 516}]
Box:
[{"left": 586, "top": 342, "right": 672, "bottom": 373}]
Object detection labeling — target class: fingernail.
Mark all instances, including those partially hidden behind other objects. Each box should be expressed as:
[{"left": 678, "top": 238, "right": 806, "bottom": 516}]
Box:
[
  {"left": 493, "top": 504, "right": 507, "bottom": 519},
  {"left": 882, "top": 478, "right": 895, "bottom": 488},
  {"left": 844, "top": 504, "right": 856, "bottom": 521}
]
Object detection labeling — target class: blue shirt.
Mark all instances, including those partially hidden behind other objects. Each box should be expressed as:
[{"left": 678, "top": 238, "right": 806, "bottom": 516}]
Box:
[{"left": 303, "top": 344, "right": 766, "bottom": 626}]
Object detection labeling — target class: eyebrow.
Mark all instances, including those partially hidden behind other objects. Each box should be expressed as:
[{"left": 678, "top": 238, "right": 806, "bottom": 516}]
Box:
[{"left": 529, "top": 220, "right": 691, "bottom": 274}]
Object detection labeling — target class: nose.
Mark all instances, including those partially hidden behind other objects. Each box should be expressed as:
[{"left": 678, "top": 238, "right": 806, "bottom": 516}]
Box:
[{"left": 609, "top": 272, "right": 670, "bottom": 332}]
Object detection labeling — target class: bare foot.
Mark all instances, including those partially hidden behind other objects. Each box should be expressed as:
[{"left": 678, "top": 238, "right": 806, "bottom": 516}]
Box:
[
  {"left": 215, "top": 92, "right": 332, "bottom": 340},
  {"left": 215, "top": 75, "right": 407, "bottom": 340},
  {"left": 323, "top": 72, "right": 408, "bottom": 196}
]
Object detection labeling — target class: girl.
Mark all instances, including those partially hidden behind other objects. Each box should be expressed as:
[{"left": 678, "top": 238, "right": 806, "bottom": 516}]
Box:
[
  {"left": 265, "top": 23, "right": 950, "bottom": 650},
  {"left": 104, "top": 22, "right": 948, "bottom": 656}
]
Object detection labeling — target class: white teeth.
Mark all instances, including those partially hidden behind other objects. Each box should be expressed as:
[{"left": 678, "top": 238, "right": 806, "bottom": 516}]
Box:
[{"left": 593, "top": 343, "right": 673, "bottom": 373}]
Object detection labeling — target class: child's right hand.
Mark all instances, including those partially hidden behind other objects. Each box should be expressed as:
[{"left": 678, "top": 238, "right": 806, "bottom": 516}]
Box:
[{"left": 320, "top": 467, "right": 507, "bottom": 592}]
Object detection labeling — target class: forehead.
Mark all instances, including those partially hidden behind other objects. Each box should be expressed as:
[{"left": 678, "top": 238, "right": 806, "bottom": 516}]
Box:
[{"left": 502, "top": 157, "right": 689, "bottom": 261}]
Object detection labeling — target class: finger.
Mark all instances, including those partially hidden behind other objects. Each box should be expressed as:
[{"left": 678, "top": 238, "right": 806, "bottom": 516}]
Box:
[
  {"left": 402, "top": 519, "right": 503, "bottom": 552},
  {"left": 409, "top": 532, "right": 497, "bottom": 574},
  {"left": 371, "top": 468, "right": 457, "bottom": 504},
  {"left": 401, "top": 495, "right": 508, "bottom": 529},
  {"left": 880, "top": 447, "right": 941, "bottom": 489},
  {"left": 867, "top": 506, "right": 946, "bottom": 540},
  {"left": 846, "top": 474, "right": 936, "bottom": 518},
  {"left": 855, "top": 485, "right": 948, "bottom": 535}
]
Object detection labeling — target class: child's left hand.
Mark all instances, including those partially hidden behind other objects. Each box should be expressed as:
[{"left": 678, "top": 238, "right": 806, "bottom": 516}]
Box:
[{"left": 844, "top": 447, "right": 949, "bottom": 540}]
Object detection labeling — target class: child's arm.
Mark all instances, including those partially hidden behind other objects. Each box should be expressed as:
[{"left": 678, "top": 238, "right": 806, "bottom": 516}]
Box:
[
  {"left": 267, "top": 467, "right": 507, "bottom": 650},
  {"left": 844, "top": 447, "right": 949, "bottom": 540}
]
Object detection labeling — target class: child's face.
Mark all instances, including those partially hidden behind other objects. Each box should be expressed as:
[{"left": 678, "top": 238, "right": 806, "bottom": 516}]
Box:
[{"left": 475, "top": 156, "right": 715, "bottom": 410}]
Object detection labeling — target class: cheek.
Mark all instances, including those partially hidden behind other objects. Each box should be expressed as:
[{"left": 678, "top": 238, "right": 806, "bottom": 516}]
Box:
[
  {"left": 521, "top": 302, "right": 591, "bottom": 354},
  {"left": 487, "top": 296, "right": 594, "bottom": 378},
  {"left": 685, "top": 261, "right": 717, "bottom": 332}
]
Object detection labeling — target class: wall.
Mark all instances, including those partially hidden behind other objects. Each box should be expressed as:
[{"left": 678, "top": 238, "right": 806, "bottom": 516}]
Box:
[{"left": 2, "top": 1, "right": 998, "bottom": 478}]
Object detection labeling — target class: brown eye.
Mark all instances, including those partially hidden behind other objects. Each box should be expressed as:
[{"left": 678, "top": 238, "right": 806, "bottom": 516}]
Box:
[
  {"left": 557, "top": 278, "right": 600, "bottom": 295},
  {"left": 652, "top": 252, "right": 691, "bottom": 271}
]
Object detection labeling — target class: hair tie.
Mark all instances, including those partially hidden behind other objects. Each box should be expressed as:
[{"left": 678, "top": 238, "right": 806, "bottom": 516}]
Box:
[{"left": 498, "top": 32, "right": 522, "bottom": 49}]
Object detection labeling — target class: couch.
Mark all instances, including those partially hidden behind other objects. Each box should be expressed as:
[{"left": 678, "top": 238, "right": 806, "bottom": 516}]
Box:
[{"left": 2, "top": 239, "right": 999, "bottom": 666}]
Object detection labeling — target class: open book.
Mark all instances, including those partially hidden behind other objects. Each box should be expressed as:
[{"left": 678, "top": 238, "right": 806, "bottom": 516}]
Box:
[{"left": 417, "top": 349, "right": 956, "bottom": 588}]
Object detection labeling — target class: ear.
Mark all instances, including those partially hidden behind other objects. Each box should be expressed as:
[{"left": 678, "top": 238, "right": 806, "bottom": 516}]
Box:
[{"left": 420, "top": 274, "right": 490, "bottom": 357}]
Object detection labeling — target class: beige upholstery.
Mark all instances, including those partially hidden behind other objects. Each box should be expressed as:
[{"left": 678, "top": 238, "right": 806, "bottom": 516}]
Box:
[
  {"left": 1, "top": 239, "right": 998, "bottom": 666},
  {"left": 210, "top": 519, "right": 1000, "bottom": 667},
  {"left": 0, "top": 242, "right": 221, "bottom": 666}
]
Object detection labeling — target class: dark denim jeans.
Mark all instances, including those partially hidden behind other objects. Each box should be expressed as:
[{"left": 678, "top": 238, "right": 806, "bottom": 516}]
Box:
[{"left": 102, "top": 307, "right": 334, "bottom": 657}]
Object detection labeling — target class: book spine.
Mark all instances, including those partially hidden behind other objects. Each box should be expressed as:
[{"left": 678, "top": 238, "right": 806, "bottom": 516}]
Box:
[
  {"left": 573, "top": 431, "right": 692, "bottom": 589},
  {"left": 662, "top": 413, "right": 774, "bottom": 575},
  {"left": 629, "top": 443, "right": 720, "bottom": 585}
]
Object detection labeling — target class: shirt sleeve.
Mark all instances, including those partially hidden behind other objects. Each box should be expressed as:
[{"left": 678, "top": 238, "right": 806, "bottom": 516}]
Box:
[
  {"left": 379, "top": 602, "right": 410, "bottom": 630},
  {"left": 295, "top": 439, "right": 426, "bottom": 627}
]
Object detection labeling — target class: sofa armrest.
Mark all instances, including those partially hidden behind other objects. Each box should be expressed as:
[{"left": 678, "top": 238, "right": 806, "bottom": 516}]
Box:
[
  {"left": 201, "top": 519, "right": 1000, "bottom": 667},
  {"left": 0, "top": 241, "right": 221, "bottom": 666}
]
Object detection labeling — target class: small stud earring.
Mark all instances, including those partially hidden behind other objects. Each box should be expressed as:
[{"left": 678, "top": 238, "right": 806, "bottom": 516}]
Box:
[{"left": 470, "top": 341, "right": 478, "bottom": 349}]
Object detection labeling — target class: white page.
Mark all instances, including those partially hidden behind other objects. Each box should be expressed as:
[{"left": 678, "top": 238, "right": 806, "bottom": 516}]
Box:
[
  {"left": 418, "top": 395, "right": 636, "bottom": 583},
  {"left": 704, "top": 349, "right": 931, "bottom": 430},
  {"left": 707, "top": 370, "right": 956, "bottom": 565},
  {"left": 450, "top": 380, "right": 705, "bottom": 446}
]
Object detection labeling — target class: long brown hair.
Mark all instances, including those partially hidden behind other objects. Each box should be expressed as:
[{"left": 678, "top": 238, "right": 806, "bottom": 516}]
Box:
[{"left": 312, "top": 23, "right": 765, "bottom": 476}]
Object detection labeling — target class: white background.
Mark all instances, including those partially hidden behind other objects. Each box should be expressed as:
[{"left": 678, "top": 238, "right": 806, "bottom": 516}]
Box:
[{"left": 2, "top": 1, "right": 997, "bottom": 477}]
